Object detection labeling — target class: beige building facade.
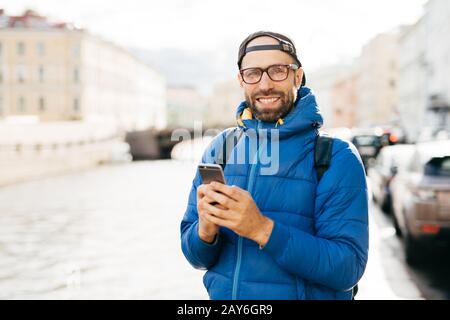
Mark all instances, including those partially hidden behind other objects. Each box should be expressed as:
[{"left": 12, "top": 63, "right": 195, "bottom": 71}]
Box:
[
  {"left": 357, "top": 32, "right": 399, "bottom": 127},
  {"left": 206, "top": 79, "right": 243, "bottom": 128},
  {"left": 0, "top": 10, "right": 167, "bottom": 131},
  {"left": 167, "top": 86, "right": 207, "bottom": 129},
  {"left": 307, "top": 63, "right": 354, "bottom": 128},
  {"left": 330, "top": 69, "right": 360, "bottom": 129}
]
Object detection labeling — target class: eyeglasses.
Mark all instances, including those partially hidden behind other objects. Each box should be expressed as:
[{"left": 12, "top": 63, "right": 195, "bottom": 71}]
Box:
[{"left": 240, "top": 64, "right": 298, "bottom": 85}]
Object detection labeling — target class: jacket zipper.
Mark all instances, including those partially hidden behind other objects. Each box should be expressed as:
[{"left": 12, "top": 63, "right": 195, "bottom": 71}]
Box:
[{"left": 231, "top": 121, "right": 261, "bottom": 300}]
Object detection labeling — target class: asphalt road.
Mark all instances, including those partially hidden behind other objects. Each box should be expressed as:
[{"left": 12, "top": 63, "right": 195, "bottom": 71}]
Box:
[{"left": 368, "top": 191, "right": 450, "bottom": 300}]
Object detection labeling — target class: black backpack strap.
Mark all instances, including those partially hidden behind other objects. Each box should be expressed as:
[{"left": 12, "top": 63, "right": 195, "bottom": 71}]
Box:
[
  {"left": 314, "top": 132, "right": 334, "bottom": 182},
  {"left": 217, "top": 127, "right": 244, "bottom": 170}
]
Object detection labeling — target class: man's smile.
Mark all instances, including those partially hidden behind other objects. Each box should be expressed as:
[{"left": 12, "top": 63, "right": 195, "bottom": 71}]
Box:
[{"left": 256, "top": 96, "right": 281, "bottom": 107}]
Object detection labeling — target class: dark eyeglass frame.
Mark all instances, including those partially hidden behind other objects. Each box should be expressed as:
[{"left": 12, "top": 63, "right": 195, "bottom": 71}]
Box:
[{"left": 240, "top": 64, "right": 299, "bottom": 84}]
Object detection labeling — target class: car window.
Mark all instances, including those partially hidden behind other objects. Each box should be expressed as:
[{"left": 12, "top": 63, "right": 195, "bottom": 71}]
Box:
[
  {"left": 424, "top": 157, "right": 450, "bottom": 177},
  {"left": 353, "top": 136, "right": 380, "bottom": 146}
]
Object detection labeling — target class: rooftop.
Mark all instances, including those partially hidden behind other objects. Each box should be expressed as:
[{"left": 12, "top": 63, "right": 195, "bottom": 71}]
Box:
[{"left": 0, "top": 8, "right": 79, "bottom": 30}]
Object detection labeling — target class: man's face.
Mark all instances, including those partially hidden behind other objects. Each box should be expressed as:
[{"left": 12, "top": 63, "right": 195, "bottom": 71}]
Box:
[{"left": 238, "top": 36, "right": 303, "bottom": 123}]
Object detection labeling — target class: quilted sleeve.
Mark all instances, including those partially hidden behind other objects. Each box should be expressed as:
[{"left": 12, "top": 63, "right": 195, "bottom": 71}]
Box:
[{"left": 262, "top": 139, "right": 369, "bottom": 291}]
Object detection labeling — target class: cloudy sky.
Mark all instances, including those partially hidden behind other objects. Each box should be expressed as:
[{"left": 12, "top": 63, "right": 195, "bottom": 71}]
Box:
[{"left": 2, "top": 0, "right": 427, "bottom": 69}]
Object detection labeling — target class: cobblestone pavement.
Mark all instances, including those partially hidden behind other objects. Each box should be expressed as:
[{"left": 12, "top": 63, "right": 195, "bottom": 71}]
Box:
[{"left": 0, "top": 160, "right": 426, "bottom": 300}]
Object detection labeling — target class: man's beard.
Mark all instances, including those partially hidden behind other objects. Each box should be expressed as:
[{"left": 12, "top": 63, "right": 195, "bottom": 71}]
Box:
[{"left": 245, "top": 88, "right": 297, "bottom": 123}]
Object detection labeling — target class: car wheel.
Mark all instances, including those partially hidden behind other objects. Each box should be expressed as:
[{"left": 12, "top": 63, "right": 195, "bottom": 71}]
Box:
[
  {"left": 381, "top": 197, "right": 391, "bottom": 214},
  {"left": 371, "top": 187, "right": 378, "bottom": 204},
  {"left": 405, "top": 234, "right": 422, "bottom": 266},
  {"left": 372, "top": 193, "right": 378, "bottom": 204},
  {"left": 392, "top": 214, "right": 402, "bottom": 237}
]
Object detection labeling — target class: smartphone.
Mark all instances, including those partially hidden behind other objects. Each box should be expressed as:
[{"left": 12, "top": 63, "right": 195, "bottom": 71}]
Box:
[
  {"left": 198, "top": 163, "right": 226, "bottom": 185},
  {"left": 198, "top": 164, "right": 226, "bottom": 206}
]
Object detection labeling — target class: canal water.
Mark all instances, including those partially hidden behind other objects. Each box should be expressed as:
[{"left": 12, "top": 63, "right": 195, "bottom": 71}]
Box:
[{"left": 0, "top": 160, "right": 207, "bottom": 299}]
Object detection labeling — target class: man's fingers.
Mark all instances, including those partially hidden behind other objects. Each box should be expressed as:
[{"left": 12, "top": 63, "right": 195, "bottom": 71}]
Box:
[
  {"left": 202, "top": 195, "right": 214, "bottom": 204},
  {"left": 203, "top": 201, "right": 227, "bottom": 218},
  {"left": 197, "top": 184, "right": 207, "bottom": 199},
  {"left": 199, "top": 194, "right": 225, "bottom": 209},
  {"left": 203, "top": 211, "right": 230, "bottom": 229},
  {"left": 199, "top": 198, "right": 227, "bottom": 214},
  {"left": 198, "top": 184, "right": 219, "bottom": 198},
  {"left": 210, "top": 182, "right": 242, "bottom": 201},
  {"left": 204, "top": 189, "right": 237, "bottom": 210}
]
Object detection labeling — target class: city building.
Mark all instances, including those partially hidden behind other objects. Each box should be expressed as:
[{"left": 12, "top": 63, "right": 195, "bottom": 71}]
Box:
[
  {"left": 329, "top": 66, "right": 360, "bottom": 129},
  {"left": 167, "top": 86, "right": 207, "bottom": 129},
  {"left": 206, "top": 79, "right": 243, "bottom": 128},
  {"left": 357, "top": 32, "right": 399, "bottom": 128},
  {"left": 0, "top": 9, "right": 167, "bottom": 131},
  {"left": 423, "top": 0, "right": 450, "bottom": 134},
  {"left": 307, "top": 63, "right": 354, "bottom": 128},
  {"left": 397, "top": 19, "right": 428, "bottom": 142}
]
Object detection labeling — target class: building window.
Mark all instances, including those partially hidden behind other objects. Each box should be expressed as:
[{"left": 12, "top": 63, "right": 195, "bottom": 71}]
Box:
[
  {"left": 18, "top": 96, "right": 26, "bottom": 113},
  {"left": 37, "top": 42, "right": 45, "bottom": 56},
  {"left": 73, "top": 97, "right": 80, "bottom": 112},
  {"left": 73, "top": 67, "right": 79, "bottom": 83},
  {"left": 38, "top": 66, "right": 44, "bottom": 83},
  {"left": 73, "top": 44, "right": 80, "bottom": 58},
  {"left": 390, "top": 79, "right": 396, "bottom": 88},
  {"left": 39, "top": 97, "right": 45, "bottom": 112},
  {"left": 14, "top": 21, "right": 26, "bottom": 28},
  {"left": 17, "top": 42, "right": 25, "bottom": 56},
  {"left": 17, "top": 65, "right": 26, "bottom": 83}
]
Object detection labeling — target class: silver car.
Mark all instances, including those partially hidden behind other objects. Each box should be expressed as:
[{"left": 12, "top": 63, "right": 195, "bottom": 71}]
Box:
[
  {"left": 390, "top": 140, "right": 450, "bottom": 265},
  {"left": 368, "top": 145, "right": 415, "bottom": 213}
]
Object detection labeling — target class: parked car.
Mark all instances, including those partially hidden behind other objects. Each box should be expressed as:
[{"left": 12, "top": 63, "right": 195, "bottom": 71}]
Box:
[
  {"left": 351, "top": 129, "right": 384, "bottom": 171},
  {"left": 379, "top": 127, "right": 407, "bottom": 146},
  {"left": 390, "top": 140, "right": 450, "bottom": 265},
  {"left": 368, "top": 144, "right": 415, "bottom": 213}
]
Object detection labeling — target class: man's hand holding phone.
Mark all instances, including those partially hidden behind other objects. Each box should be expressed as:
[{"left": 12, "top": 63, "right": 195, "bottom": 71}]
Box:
[
  {"left": 197, "top": 164, "right": 227, "bottom": 243},
  {"left": 197, "top": 184, "right": 222, "bottom": 243},
  {"left": 196, "top": 164, "right": 274, "bottom": 248}
]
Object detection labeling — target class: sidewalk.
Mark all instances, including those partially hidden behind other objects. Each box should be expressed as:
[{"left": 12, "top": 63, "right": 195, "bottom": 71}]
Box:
[{"left": 356, "top": 203, "right": 423, "bottom": 300}]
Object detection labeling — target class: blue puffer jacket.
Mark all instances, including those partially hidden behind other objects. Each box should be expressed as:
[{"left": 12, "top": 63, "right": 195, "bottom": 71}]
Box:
[{"left": 180, "top": 87, "right": 369, "bottom": 300}]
